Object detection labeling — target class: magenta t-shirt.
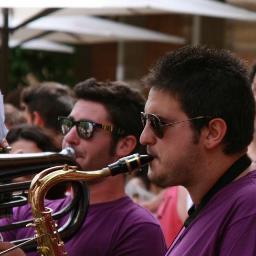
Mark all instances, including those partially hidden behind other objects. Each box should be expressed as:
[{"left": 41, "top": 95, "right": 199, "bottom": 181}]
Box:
[
  {"left": 0, "top": 196, "right": 167, "bottom": 256},
  {"left": 166, "top": 170, "right": 256, "bottom": 256}
]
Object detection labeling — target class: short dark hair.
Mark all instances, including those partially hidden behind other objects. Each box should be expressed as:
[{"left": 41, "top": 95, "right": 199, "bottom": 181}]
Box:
[
  {"left": 7, "top": 124, "right": 59, "bottom": 152},
  {"left": 143, "top": 46, "right": 255, "bottom": 154},
  {"left": 74, "top": 78, "right": 145, "bottom": 154},
  {"left": 21, "top": 82, "right": 74, "bottom": 133}
]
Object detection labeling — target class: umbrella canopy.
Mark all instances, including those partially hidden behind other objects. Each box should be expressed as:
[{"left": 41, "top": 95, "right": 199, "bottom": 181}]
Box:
[
  {"left": 11, "top": 15, "right": 185, "bottom": 45},
  {"left": 0, "top": 6, "right": 185, "bottom": 94},
  {"left": 9, "top": 39, "right": 74, "bottom": 53},
  {"left": 1, "top": 0, "right": 256, "bottom": 21},
  {"left": 1, "top": 0, "right": 256, "bottom": 93}
]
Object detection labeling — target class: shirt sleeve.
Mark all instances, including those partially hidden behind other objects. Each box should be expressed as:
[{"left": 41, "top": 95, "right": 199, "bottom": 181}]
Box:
[
  {"left": 0, "top": 217, "right": 16, "bottom": 242},
  {"left": 220, "top": 215, "right": 256, "bottom": 256}
]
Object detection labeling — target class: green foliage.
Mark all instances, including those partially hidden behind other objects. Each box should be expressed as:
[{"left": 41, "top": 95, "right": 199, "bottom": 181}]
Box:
[{"left": 9, "top": 47, "right": 76, "bottom": 89}]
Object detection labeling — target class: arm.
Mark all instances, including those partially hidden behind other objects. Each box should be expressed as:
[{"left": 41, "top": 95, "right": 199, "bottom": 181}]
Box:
[
  {"left": 0, "top": 242, "right": 25, "bottom": 256},
  {"left": 0, "top": 217, "right": 16, "bottom": 242}
]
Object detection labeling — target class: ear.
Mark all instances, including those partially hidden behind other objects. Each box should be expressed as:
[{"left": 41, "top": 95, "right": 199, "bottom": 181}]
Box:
[
  {"left": 32, "top": 111, "right": 45, "bottom": 127},
  {"left": 203, "top": 118, "right": 227, "bottom": 149},
  {"left": 115, "top": 135, "right": 137, "bottom": 158}
]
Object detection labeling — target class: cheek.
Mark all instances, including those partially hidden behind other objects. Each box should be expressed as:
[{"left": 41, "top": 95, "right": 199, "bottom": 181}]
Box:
[
  {"left": 76, "top": 138, "right": 115, "bottom": 170},
  {"left": 62, "top": 137, "right": 68, "bottom": 148}
]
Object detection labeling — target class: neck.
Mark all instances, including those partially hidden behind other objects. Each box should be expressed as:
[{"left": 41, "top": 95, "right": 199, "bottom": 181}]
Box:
[
  {"left": 89, "top": 175, "right": 126, "bottom": 204},
  {"left": 186, "top": 152, "right": 246, "bottom": 205}
]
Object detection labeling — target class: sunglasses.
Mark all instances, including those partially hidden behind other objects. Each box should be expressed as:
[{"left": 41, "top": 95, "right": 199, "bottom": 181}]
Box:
[
  {"left": 141, "top": 112, "right": 208, "bottom": 138},
  {"left": 58, "top": 116, "right": 118, "bottom": 139}
]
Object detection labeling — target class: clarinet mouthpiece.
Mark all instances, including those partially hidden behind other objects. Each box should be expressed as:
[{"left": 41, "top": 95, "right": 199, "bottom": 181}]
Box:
[{"left": 108, "top": 153, "right": 153, "bottom": 176}]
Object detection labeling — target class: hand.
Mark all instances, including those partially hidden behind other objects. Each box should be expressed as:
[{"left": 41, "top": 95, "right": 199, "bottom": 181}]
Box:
[{"left": 0, "top": 242, "right": 25, "bottom": 256}]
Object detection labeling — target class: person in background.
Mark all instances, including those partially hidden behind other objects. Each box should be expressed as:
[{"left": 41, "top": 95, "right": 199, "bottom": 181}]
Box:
[
  {"left": 0, "top": 78, "right": 167, "bottom": 256},
  {"left": 20, "top": 82, "right": 74, "bottom": 150},
  {"left": 0, "top": 93, "right": 8, "bottom": 152},
  {"left": 6, "top": 124, "right": 62, "bottom": 197},
  {"left": 0, "top": 91, "right": 25, "bottom": 256},
  {"left": 125, "top": 166, "right": 157, "bottom": 203},
  {"left": 140, "top": 46, "right": 256, "bottom": 255},
  {"left": 4, "top": 104, "right": 27, "bottom": 130},
  {"left": 154, "top": 186, "right": 191, "bottom": 246},
  {"left": 0, "top": 242, "right": 25, "bottom": 256},
  {"left": 137, "top": 185, "right": 191, "bottom": 247},
  {"left": 7, "top": 124, "right": 58, "bottom": 155}
]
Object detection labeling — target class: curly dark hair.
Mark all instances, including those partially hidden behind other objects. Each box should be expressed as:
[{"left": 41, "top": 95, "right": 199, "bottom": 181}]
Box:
[
  {"left": 142, "top": 46, "right": 255, "bottom": 154},
  {"left": 74, "top": 78, "right": 145, "bottom": 154}
]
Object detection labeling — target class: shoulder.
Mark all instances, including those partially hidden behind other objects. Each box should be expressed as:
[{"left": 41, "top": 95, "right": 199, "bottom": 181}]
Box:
[
  {"left": 107, "top": 197, "right": 167, "bottom": 255},
  {"left": 207, "top": 171, "right": 256, "bottom": 227},
  {"left": 215, "top": 170, "right": 256, "bottom": 204},
  {"left": 92, "top": 197, "right": 163, "bottom": 234},
  {"left": 116, "top": 196, "right": 160, "bottom": 224},
  {"left": 230, "top": 171, "right": 256, "bottom": 205}
]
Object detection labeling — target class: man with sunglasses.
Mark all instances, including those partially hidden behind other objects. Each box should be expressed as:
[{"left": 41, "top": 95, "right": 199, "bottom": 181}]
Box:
[
  {"left": 140, "top": 46, "right": 256, "bottom": 256},
  {"left": 0, "top": 79, "right": 166, "bottom": 255}
]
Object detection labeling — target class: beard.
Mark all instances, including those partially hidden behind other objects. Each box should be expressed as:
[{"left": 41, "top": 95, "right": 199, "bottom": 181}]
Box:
[{"left": 148, "top": 135, "right": 201, "bottom": 188}]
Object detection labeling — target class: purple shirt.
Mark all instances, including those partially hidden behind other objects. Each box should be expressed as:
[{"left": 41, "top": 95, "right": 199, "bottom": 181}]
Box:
[
  {"left": 0, "top": 196, "right": 167, "bottom": 256},
  {"left": 166, "top": 170, "right": 256, "bottom": 256}
]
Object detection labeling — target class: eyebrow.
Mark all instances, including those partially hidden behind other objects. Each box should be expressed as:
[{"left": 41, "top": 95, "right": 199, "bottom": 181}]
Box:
[{"left": 152, "top": 113, "right": 176, "bottom": 123}]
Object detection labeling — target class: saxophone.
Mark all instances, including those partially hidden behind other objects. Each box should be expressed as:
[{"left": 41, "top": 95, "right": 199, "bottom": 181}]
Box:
[{"left": 28, "top": 153, "right": 153, "bottom": 256}]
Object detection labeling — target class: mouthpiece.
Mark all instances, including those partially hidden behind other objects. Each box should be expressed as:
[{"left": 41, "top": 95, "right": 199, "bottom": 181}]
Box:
[
  {"left": 59, "top": 147, "right": 75, "bottom": 159},
  {"left": 107, "top": 153, "right": 153, "bottom": 176}
]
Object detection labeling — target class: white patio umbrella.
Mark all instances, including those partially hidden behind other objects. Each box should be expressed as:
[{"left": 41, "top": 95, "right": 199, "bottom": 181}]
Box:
[
  {"left": 11, "top": 15, "right": 185, "bottom": 80},
  {"left": 11, "top": 15, "right": 185, "bottom": 44},
  {"left": 1, "top": 0, "right": 256, "bottom": 92},
  {"left": 1, "top": 0, "right": 256, "bottom": 21},
  {"left": 0, "top": 6, "right": 185, "bottom": 93},
  {"left": 9, "top": 39, "right": 74, "bottom": 53}
]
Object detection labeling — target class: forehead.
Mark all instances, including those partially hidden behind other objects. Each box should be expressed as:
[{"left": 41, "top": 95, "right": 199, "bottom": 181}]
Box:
[
  {"left": 145, "top": 88, "right": 184, "bottom": 117},
  {"left": 70, "top": 100, "right": 110, "bottom": 122},
  {"left": 11, "top": 139, "right": 41, "bottom": 153}
]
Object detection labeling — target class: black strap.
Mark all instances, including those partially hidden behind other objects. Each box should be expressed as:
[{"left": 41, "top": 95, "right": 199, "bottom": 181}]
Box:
[{"left": 184, "top": 154, "right": 251, "bottom": 227}]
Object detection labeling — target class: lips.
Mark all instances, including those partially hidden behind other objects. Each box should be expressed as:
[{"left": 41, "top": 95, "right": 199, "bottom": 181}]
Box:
[
  {"left": 147, "top": 148, "right": 157, "bottom": 159},
  {"left": 66, "top": 147, "right": 82, "bottom": 159},
  {"left": 75, "top": 152, "right": 84, "bottom": 159}
]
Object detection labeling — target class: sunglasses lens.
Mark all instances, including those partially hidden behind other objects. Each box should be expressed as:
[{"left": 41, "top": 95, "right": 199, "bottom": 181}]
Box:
[
  {"left": 141, "top": 113, "right": 163, "bottom": 138},
  {"left": 60, "top": 118, "right": 73, "bottom": 135},
  {"left": 77, "top": 121, "right": 94, "bottom": 139},
  {"left": 148, "top": 114, "right": 163, "bottom": 138}
]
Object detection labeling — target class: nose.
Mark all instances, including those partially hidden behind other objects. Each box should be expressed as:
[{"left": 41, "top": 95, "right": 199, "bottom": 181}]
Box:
[
  {"left": 140, "top": 122, "right": 156, "bottom": 146},
  {"left": 62, "top": 126, "right": 79, "bottom": 147}
]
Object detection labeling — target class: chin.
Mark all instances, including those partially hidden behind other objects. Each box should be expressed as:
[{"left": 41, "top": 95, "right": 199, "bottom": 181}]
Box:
[{"left": 148, "top": 171, "right": 171, "bottom": 188}]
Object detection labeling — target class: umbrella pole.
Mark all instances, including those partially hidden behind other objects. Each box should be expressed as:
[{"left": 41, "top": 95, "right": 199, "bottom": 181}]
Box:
[{"left": 0, "top": 8, "right": 9, "bottom": 95}]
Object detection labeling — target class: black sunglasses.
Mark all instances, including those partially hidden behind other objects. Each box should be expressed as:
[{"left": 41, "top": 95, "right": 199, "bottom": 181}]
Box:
[
  {"left": 141, "top": 112, "right": 208, "bottom": 138},
  {"left": 58, "top": 116, "right": 118, "bottom": 139}
]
